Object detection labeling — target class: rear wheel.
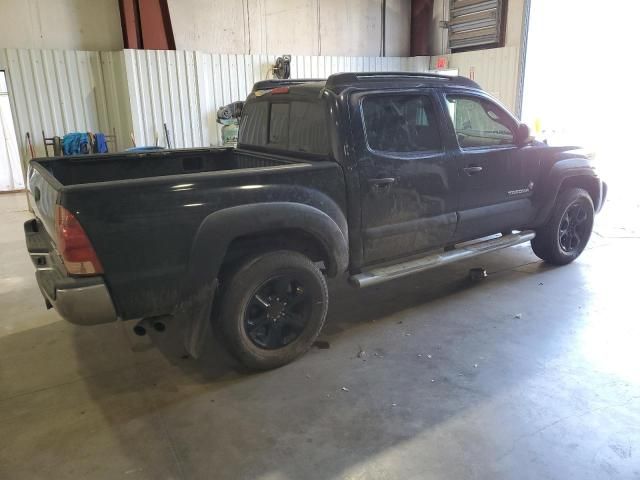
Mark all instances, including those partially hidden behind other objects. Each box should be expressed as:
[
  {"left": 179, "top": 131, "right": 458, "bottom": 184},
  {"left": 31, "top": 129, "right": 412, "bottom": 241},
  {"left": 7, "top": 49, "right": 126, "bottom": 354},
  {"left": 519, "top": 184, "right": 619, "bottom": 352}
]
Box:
[
  {"left": 531, "top": 187, "right": 594, "bottom": 265},
  {"left": 218, "top": 250, "right": 328, "bottom": 370}
]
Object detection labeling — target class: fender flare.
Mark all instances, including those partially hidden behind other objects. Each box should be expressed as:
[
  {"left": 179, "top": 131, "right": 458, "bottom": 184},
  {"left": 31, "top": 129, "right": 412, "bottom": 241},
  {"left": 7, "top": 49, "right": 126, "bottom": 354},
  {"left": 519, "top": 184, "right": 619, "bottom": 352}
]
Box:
[
  {"left": 177, "top": 202, "right": 348, "bottom": 357},
  {"left": 532, "top": 158, "right": 603, "bottom": 226}
]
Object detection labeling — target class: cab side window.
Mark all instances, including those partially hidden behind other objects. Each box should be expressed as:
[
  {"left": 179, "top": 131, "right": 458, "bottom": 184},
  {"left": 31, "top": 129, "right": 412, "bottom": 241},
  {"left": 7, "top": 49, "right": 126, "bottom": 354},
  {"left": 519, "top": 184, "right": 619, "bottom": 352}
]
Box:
[
  {"left": 362, "top": 95, "right": 442, "bottom": 153},
  {"left": 446, "top": 96, "right": 515, "bottom": 148}
]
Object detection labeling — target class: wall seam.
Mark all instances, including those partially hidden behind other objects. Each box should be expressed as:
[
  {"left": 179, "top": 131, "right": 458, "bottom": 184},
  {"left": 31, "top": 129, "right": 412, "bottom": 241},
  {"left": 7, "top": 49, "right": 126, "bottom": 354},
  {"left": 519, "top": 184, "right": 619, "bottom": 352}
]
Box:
[{"left": 515, "top": 0, "right": 531, "bottom": 119}]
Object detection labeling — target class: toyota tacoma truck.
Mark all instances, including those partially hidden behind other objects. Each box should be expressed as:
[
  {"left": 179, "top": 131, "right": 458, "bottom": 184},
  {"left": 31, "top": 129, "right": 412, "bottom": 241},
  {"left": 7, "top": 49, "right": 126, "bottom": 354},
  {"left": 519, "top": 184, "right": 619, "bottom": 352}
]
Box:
[{"left": 24, "top": 72, "right": 607, "bottom": 370}]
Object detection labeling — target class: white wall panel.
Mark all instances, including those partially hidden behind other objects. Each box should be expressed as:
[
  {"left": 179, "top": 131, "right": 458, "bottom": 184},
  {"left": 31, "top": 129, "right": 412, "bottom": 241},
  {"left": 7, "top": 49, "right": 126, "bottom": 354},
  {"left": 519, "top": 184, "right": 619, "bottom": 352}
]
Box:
[
  {"left": 290, "top": 55, "right": 425, "bottom": 77},
  {"left": 0, "top": 0, "right": 123, "bottom": 51},
  {"left": 431, "top": 47, "right": 520, "bottom": 113},
  {"left": 168, "top": 0, "right": 411, "bottom": 57},
  {"left": 0, "top": 48, "right": 131, "bottom": 179},
  {"left": 99, "top": 51, "right": 133, "bottom": 152},
  {"left": 125, "top": 50, "right": 430, "bottom": 148}
]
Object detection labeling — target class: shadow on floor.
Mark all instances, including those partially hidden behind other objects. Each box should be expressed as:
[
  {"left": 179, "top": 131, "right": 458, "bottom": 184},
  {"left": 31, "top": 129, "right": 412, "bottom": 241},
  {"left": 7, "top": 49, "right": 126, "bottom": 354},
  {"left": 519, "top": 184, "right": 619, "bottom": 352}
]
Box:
[{"left": 47, "top": 245, "right": 588, "bottom": 479}]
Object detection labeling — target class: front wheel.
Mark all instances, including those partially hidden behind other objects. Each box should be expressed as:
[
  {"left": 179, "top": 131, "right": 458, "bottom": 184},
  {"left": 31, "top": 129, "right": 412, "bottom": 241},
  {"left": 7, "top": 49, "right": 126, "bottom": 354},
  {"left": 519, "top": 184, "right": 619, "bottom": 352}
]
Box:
[
  {"left": 531, "top": 187, "right": 594, "bottom": 265},
  {"left": 218, "top": 250, "right": 328, "bottom": 370}
]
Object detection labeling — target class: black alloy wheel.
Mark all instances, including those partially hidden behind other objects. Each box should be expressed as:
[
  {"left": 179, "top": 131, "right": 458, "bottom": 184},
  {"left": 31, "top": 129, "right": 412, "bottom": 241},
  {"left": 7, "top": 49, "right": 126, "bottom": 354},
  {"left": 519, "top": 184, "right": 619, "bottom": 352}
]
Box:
[
  {"left": 218, "top": 250, "right": 328, "bottom": 370},
  {"left": 558, "top": 202, "right": 589, "bottom": 253},
  {"left": 531, "top": 187, "right": 594, "bottom": 265},
  {"left": 244, "top": 274, "right": 312, "bottom": 349}
]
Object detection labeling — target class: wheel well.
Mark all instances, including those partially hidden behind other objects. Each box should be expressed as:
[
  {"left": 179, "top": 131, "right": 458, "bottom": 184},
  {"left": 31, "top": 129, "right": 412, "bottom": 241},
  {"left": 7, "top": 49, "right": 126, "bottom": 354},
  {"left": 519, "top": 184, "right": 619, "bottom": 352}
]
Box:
[
  {"left": 220, "top": 229, "right": 331, "bottom": 277},
  {"left": 559, "top": 175, "right": 600, "bottom": 209}
]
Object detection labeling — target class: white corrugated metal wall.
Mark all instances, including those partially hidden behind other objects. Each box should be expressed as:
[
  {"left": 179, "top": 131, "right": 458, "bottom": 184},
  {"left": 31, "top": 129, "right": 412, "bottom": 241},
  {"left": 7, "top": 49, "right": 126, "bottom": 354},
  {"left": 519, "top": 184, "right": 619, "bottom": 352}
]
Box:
[
  {"left": 100, "top": 51, "right": 134, "bottom": 153},
  {"left": 430, "top": 47, "right": 521, "bottom": 113},
  {"left": 126, "top": 51, "right": 431, "bottom": 149},
  {"left": 0, "top": 48, "right": 430, "bottom": 182},
  {"left": 0, "top": 48, "right": 132, "bottom": 182}
]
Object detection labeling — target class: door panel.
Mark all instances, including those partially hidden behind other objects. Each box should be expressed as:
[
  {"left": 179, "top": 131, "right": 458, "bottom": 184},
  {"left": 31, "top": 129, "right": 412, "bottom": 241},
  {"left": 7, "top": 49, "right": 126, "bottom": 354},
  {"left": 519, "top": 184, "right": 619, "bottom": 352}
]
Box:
[
  {"left": 354, "top": 91, "right": 459, "bottom": 265},
  {"left": 443, "top": 94, "right": 537, "bottom": 241},
  {"left": 456, "top": 146, "right": 529, "bottom": 239}
]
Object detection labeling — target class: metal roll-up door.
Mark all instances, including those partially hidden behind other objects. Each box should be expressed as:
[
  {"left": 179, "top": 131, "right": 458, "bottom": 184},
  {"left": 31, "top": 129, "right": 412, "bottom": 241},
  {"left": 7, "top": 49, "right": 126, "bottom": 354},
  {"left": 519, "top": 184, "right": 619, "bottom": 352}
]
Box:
[{"left": 448, "top": 0, "right": 506, "bottom": 51}]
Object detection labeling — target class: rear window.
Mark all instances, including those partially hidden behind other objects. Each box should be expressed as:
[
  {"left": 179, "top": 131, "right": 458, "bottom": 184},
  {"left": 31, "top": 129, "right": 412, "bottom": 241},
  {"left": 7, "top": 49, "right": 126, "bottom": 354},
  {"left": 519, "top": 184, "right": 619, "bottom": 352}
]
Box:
[
  {"left": 239, "top": 100, "right": 329, "bottom": 155},
  {"left": 239, "top": 101, "right": 268, "bottom": 146},
  {"left": 269, "top": 103, "right": 289, "bottom": 146}
]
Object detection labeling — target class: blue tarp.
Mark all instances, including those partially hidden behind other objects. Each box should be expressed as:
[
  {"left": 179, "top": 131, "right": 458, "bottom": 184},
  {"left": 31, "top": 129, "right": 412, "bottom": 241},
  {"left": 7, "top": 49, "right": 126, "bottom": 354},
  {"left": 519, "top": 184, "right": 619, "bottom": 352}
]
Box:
[
  {"left": 62, "top": 132, "right": 89, "bottom": 155},
  {"left": 94, "top": 133, "right": 108, "bottom": 153},
  {"left": 62, "top": 132, "right": 109, "bottom": 155}
]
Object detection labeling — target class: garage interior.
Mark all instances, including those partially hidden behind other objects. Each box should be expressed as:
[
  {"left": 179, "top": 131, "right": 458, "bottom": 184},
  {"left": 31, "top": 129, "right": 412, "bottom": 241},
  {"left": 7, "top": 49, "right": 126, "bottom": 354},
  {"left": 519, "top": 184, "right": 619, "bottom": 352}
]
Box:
[{"left": 1, "top": 1, "right": 639, "bottom": 479}]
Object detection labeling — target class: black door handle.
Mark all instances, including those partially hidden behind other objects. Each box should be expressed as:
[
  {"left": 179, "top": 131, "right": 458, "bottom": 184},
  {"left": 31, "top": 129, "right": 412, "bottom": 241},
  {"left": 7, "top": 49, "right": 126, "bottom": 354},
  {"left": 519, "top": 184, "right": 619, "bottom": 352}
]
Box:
[
  {"left": 369, "top": 177, "right": 396, "bottom": 193},
  {"left": 463, "top": 165, "right": 483, "bottom": 175}
]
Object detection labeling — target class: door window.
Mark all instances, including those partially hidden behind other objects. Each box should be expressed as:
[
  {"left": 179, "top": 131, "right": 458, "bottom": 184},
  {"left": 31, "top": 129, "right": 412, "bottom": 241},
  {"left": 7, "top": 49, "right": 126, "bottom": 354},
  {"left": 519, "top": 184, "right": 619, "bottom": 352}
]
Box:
[
  {"left": 362, "top": 95, "right": 442, "bottom": 153},
  {"left": 445, "top": 96, "right": 515, "bottom": 148}
]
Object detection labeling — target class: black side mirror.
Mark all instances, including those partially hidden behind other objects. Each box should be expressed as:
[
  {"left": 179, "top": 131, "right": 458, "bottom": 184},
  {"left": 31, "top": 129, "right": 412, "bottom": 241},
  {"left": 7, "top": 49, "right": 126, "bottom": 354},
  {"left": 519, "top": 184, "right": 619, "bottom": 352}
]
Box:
[{"left": 516, "top": 123, "right": 532, "bottom": 146}]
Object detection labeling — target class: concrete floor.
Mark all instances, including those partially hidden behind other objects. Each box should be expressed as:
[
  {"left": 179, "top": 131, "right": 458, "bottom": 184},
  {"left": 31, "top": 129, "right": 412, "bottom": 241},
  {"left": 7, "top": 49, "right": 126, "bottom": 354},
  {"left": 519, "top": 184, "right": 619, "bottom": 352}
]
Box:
[{"left": 1, "top": 191, "right": 639, "bottom": 480}]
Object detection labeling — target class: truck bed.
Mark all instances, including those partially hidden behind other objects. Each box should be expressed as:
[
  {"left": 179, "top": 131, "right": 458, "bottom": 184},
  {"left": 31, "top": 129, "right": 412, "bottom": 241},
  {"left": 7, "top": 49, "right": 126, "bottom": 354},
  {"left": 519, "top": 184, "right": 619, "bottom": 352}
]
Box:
[
  {"left": 36, "top": 147, "right": 297, "bottom": 186},
  {"left": 27, "top": 146, "right": 346, "bottom": 321}
]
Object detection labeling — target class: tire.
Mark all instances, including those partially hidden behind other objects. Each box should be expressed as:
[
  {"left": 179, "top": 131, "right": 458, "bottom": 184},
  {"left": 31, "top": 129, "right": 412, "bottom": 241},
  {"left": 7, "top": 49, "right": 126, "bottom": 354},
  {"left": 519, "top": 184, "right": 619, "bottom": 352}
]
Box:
[
  {"left": 531, "top": 187, "right": 594, "bottom": 265},
  {"left": 218, "top": 250, "right": 328, "bottom": 370}
]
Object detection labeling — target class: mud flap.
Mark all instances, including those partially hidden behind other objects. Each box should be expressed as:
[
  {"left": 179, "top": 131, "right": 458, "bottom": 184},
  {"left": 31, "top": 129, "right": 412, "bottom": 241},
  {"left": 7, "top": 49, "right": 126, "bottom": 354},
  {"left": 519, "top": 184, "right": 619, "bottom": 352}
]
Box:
[{"left": 181, "top": 279, "right": 219, "bottom": 358}]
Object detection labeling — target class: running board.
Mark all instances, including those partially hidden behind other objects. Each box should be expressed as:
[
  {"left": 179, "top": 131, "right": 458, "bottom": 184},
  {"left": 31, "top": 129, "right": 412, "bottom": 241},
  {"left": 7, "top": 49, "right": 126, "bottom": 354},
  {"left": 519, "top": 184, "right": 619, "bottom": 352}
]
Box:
[{"left": 350, "top": 230, "right": 536, "bottom": 288}]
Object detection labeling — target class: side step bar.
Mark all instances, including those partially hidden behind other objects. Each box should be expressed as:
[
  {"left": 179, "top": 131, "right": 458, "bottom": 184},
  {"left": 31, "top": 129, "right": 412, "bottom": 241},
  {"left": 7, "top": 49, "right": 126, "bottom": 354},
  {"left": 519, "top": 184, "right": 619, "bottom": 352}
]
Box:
[{"left": 350, "top": 230, "right": 536, "bottom": 288}]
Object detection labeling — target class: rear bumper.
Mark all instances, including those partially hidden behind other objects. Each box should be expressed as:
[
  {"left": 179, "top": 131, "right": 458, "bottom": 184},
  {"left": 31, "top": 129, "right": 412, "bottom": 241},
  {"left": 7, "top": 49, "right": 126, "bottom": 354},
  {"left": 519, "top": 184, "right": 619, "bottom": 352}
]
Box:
[{"left": 24, "top": 218, "right": 117, "bottom": 326}]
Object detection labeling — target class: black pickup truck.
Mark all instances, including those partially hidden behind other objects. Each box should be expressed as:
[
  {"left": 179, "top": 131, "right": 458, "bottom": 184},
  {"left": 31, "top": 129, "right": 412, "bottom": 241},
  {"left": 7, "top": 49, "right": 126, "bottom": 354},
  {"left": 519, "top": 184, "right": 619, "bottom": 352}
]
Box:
[{"left": 25, "top": 72, "right": 607, "bottom": 370}]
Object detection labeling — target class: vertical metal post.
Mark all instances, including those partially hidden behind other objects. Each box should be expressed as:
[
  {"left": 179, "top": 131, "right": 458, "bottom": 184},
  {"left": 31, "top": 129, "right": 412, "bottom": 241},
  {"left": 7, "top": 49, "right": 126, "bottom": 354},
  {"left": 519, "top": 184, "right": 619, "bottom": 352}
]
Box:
[
  {"left": 515, "top": 0, "right": 532, "bottom": 120},
  {"left": 118, "top": 0, "right": 175, "bottom": 50},
  {"left": 411, "top": 0, "right": 434, "bottom": 56}
]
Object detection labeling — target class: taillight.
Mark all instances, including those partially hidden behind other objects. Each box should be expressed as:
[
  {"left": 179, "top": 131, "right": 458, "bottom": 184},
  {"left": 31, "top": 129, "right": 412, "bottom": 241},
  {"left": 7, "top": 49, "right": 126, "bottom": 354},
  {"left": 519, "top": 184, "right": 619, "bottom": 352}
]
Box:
[
  {"left": 271, "top": 86, "right": 289, "bottom": 94},
  {"left": 55, "top": 205, "right": 103, "bottom": 276}
]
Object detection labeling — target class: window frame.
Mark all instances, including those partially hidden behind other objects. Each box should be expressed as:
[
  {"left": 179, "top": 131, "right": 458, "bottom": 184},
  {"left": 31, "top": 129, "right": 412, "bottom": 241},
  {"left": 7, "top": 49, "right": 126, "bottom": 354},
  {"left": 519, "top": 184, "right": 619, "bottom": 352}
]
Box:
[
  {"left": 443, "top": 93, "right": 518, "bottom": 151},
  {"left": 359, "top": 92, "right": 445, "bottom": 157}
]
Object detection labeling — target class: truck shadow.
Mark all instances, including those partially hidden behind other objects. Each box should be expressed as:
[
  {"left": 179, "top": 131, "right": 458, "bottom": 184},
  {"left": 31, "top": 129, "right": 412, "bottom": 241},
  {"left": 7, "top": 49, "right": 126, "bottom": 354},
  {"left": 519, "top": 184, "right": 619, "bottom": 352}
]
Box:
[
  {"left": 148, "top": 261, "right": 483, "bottom": 378},
  {"left": 55, "top": 246, "right": 573, "bottom": 478},
  {"left": 324, "top": 271, "right": 473, "bottom": 335},
  {"left": 118, "top": 264, "right": 478, "bottom": 386},
  {"left": 145, "top": 246, "right": 550, "bottom": 379}
]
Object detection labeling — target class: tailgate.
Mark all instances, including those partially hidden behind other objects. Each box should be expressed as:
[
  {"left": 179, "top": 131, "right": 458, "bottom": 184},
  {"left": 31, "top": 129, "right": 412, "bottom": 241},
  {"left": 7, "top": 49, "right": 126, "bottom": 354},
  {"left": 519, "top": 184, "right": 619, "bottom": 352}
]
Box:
[
  {"left": 24, "top": 162, "right": 119, "bottom": 326},
  {"left": 27, "top": 162, "right": 60, "bottom": 240}
]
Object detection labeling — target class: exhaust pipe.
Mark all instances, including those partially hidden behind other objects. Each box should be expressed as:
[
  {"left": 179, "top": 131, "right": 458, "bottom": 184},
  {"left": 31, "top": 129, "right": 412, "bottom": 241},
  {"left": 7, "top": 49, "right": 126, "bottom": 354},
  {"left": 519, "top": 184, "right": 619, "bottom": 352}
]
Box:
[
  {"left": 133, "top": 317, "right": 168, "bottom": 336},
  {"left": 152, "top": 320, "right": 166, "bottom": 332},
  {"left": 133, "top": 322, "right": 147, "bottom": 336}
]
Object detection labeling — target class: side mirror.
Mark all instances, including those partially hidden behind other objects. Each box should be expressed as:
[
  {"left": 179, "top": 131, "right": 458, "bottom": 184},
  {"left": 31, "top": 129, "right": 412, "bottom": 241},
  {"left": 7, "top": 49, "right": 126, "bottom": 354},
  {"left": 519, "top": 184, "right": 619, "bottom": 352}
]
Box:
[{"left": 516, "top": 123, "right": 532, "bottom": 146}]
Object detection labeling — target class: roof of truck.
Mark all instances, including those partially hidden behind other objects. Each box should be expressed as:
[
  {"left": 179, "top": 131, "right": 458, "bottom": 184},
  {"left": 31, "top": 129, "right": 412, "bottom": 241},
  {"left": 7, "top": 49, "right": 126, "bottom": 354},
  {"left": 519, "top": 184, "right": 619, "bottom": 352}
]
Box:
[{"left": 251, "top": 72, "right": 481, "bottom": 96}]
